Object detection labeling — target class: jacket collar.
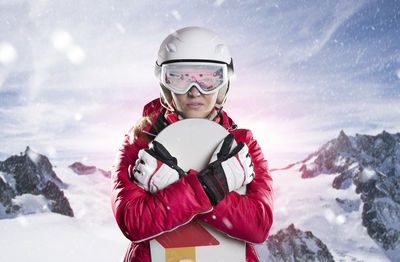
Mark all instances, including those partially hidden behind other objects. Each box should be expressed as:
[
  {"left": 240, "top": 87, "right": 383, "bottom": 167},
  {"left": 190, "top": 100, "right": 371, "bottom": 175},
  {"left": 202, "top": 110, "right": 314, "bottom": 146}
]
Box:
[{"left": 142, "top": 98, "right": 236, "bottom": 137}]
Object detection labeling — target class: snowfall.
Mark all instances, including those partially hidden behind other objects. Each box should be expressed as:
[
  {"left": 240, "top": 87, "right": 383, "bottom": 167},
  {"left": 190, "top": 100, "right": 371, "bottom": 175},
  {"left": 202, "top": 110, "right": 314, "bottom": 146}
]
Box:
[{"left": 0, "top": 161, "right": 396, "bottom": 261}]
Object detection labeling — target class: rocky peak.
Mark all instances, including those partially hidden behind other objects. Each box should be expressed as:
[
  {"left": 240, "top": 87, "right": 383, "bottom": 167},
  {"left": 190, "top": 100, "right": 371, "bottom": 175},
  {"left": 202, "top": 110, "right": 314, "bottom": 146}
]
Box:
[
  {"left": 354, "top": 132, "right": 398, "bottom": 164},
  {"left": 0, "top": 146, "right": 63, "bottom": 194},
  {"left": 69, "top": 162, "right": 111, "bottom": 178},
  {"left": 263, "top": 224, "right": 334, "bottom": 262},
  {"left": 0, "top": 147, "right": 73, "bottom": 218},
  {"left": 69, "top": 162, "right": 97, "bottom": 175},
  {"left": 299, "top": 131, "right": 355, "bottom": 179},
  {"left": 294, "top": 130, "right": 400, "bottom": 251},
  {"left": 336, "top": 130, "right": 353, "bottom": 152}
]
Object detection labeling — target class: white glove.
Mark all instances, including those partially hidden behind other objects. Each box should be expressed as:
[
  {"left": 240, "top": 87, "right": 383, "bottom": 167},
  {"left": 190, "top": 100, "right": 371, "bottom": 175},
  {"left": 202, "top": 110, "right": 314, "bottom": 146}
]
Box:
[
  {"left": 210, "top": 134, "right": 255, "bottom": 192},
  {"left": 128, "top": 141, "right": 185, "bottom": 193},
  {"left": 197, "top": 134, "right": 255, "bottom": 205}
]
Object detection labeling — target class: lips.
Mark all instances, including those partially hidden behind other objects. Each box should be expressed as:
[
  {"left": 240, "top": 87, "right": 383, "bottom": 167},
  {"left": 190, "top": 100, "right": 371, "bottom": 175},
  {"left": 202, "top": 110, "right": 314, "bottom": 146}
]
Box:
[{"left": 187, "top": 102, "right": 203, "bottom": 109}]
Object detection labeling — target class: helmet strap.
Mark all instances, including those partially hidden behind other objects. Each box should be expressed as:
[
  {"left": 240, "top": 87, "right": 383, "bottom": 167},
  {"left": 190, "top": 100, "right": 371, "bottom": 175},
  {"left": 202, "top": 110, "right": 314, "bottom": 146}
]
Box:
[
  {"left": 160, "top": 84, "right": 176, "bottom": 112},
  {"left": 215, "top": 81, "right": 229, "bottom": 109}
]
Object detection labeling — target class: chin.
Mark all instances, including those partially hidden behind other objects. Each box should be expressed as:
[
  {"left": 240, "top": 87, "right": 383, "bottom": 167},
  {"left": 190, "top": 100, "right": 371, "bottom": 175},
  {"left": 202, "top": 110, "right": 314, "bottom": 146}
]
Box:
[
  {"left": 184, "top": 112, "right": 208, "bottom": 118},
  {"left": 186, "top": 114, "right": 206, "bottom": 118}
]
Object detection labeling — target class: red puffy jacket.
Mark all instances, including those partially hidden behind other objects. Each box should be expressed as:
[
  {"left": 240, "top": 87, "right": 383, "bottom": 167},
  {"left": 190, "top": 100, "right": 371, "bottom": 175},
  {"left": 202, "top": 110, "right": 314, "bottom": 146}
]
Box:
[{"left": 111, "top": 98, "right": 273, "bottom": 261}]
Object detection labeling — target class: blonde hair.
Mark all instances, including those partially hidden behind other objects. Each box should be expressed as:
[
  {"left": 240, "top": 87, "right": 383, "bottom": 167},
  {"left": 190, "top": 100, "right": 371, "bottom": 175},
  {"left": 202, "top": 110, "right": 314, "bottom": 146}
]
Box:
[{"left": 130, "top": 116, "right": 154, "bottom": 144}]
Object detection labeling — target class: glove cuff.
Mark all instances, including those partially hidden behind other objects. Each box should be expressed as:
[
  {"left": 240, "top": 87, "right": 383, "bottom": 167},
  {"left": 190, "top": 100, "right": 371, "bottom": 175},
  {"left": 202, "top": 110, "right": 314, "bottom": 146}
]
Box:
[{"left": 197, "top": 164, "right": 229, "bottom": 206}]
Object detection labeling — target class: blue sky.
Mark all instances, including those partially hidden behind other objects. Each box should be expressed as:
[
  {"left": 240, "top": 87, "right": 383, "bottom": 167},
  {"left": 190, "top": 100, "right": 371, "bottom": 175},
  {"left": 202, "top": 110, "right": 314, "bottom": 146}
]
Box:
[{"left": 0, "top": 0, "right": 399, "bottom": 169}]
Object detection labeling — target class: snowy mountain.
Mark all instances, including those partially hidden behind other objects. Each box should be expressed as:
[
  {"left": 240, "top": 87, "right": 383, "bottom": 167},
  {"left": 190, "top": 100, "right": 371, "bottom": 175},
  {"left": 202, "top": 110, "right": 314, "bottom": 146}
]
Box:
[
  {"left": 1, "top": 131, "right": 399, "bottom": 261},
  {"left": 69, "top": 161, "right": 111, "bottom": 177},
  {"left": 299, "top": 130, "right": 400, "bottom": 252},
  {"left": 263, "top": 224, "right": 334, "bottom": 262},
  {"left": 257, "top": 130, "right": 400, "bottom": 261},
  {"left": 0, "top": 146, "right": 73, "bottom": 218}
]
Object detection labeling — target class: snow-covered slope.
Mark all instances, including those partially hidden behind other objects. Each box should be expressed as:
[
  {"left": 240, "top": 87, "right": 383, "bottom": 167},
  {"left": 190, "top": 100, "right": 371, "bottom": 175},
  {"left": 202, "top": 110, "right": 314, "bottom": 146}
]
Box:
[
  {"left": 256, "top": 167, "right": 391, "bottom": 261},
  {"left": 0, "top": 166, "right": 129, "bottom": 262},
  {"left": 256, "top": 131, "right": 400, "bottom": 261}
]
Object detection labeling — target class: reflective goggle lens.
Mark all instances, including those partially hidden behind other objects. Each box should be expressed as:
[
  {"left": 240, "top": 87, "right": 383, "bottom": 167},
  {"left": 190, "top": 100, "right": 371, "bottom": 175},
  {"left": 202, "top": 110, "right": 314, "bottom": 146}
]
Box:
[{"left": 161, "top": 63, "right": 227, "bottom": 94}]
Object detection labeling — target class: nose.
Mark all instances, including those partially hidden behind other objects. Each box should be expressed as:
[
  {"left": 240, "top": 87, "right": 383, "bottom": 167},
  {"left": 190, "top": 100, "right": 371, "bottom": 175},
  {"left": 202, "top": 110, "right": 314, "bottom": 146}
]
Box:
[{"left": 187, "top": 86, "right": 201, "bottom": 97}]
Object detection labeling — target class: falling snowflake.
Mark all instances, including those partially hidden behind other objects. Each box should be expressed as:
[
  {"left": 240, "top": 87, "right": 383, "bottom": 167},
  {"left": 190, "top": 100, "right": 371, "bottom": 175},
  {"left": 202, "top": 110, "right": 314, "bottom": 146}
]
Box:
[
  {"left": 0, "top": 42, "right": 17, "bottom": 65},
  {"left": 171, "top": 10, "right": 181, "bottom": 21}
]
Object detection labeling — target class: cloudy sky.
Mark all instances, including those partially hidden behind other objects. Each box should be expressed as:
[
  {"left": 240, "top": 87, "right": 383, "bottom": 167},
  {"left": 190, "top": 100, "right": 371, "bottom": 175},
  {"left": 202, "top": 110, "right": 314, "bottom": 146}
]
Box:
[{"left": 0, "top": 0, "right": 399, "bottom": 169}]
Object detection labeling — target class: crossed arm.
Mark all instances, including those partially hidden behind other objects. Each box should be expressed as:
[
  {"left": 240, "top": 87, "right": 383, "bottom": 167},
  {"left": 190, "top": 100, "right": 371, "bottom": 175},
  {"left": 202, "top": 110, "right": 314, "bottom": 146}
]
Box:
[{"left": 111, "top": 129, "right": 273, "bottom": 244}]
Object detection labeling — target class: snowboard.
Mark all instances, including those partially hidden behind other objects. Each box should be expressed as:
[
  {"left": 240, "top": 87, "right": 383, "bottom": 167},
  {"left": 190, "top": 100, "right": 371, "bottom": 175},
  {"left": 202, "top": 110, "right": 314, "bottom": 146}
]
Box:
[{"left": 150, "top": 118, "right": 246, "bottom": 262}]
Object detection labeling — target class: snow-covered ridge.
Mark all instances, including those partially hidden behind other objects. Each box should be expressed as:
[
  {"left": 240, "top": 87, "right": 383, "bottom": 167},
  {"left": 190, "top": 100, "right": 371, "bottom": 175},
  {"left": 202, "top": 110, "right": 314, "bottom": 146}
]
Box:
[
  {"left": 301, "top": 131, "right": 400, "bottom": 252},
  {"left": 261, "top": 130, "right": 400, "bottom": 261}
]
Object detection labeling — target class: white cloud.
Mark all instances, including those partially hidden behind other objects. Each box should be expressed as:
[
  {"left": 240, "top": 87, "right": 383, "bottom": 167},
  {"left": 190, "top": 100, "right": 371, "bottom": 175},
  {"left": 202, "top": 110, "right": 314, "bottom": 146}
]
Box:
[
  {"left": 0, "top": 0, "right": 397, "bottom": 171},
  {"left": 214, "top": 0, "right": 225, "bottom": 7},
  {"left": 314, "top": 1, "right": 366, "bottom": 55},
  {"left": 45, "top": 145, "right": 57, "bottom": 158},
  {"left": 240, "top": 1, "right": 368, "bottom": 70}
]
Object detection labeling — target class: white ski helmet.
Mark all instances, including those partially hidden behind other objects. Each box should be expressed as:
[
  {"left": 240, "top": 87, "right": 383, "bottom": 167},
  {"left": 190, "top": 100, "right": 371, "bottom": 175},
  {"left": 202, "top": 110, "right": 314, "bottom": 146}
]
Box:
[{"left": 155, "top": 26, "right": 234, "bottom": 111}]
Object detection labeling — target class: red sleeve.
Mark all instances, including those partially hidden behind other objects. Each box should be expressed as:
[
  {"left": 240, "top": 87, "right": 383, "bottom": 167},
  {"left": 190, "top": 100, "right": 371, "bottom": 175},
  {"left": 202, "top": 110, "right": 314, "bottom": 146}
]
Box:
[
  {"left": 110, "top": 130, "right": 213, "bottom": 243},
  {"left": 196, "top": 129, "right": 273, "bottom": 244}
]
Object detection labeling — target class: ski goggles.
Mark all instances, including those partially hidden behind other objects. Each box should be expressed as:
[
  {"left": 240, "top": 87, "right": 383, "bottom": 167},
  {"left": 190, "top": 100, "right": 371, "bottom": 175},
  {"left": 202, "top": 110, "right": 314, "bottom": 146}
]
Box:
[{"left": 159, "top": 62, "right": 229, "bottom": 95}]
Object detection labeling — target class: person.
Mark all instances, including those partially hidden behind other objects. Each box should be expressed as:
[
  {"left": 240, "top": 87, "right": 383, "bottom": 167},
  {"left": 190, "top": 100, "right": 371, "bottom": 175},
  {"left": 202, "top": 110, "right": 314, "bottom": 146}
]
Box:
[{"left": 111, "top": 26, "right": 273, "bottom": 262}]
